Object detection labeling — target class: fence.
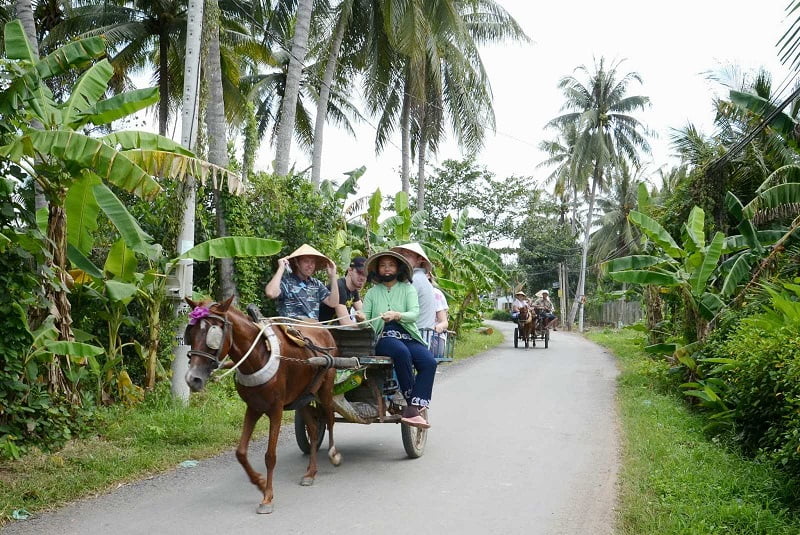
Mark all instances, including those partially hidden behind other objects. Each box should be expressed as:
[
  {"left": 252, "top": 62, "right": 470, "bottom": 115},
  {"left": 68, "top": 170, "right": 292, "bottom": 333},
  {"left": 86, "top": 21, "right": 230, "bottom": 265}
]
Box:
[{"left": 585, "top": 300, "right": 643, "bottom": 327}]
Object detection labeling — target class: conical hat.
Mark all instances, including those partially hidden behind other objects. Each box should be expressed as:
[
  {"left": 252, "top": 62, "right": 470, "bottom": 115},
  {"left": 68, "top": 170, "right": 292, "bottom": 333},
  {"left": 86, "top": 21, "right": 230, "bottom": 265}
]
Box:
[
  {"left": 391, "top": 242, "right": 433, "bottom": 272},
  {"left": 286, "top": 244, "right": 333, "bottom": 272},
  {"left": 365, "top": 250, "right": 413, "bottom": 276},
  {"left": 515, "top": 290, "right": 527, "bottom": 298}
]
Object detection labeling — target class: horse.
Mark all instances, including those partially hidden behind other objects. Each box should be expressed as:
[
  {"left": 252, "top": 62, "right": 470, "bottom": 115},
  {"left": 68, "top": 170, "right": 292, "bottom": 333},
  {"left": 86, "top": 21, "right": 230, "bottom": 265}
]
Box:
[
  {"left": 183, "top": 296, "right": 341, "bottom": 514},
  {"left": 517, "top": 304, "right": 536, "bottom": 346}
]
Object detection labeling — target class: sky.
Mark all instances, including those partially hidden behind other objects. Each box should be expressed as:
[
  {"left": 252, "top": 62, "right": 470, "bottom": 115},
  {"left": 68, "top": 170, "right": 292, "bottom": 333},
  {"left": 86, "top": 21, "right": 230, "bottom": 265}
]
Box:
[{"left": 262, "top": 0, "right": 795, "bottom": 199}]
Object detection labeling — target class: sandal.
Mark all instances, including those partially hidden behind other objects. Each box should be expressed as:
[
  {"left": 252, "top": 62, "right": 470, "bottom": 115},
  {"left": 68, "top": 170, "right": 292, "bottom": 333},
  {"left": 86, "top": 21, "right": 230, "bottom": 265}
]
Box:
[{"left": 401, "top": 414, "right": 431, "bottom": 429}]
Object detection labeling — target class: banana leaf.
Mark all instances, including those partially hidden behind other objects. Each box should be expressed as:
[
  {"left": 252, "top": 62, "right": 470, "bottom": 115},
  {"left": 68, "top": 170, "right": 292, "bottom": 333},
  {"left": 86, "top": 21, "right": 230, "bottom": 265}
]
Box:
[
  {"left": 62, "top": 59, "right": 114, "bottom": 128},
  {"left": 93, "top": 183, "right": 158, "bottom": 258},
  {"left": 178, "top": 237, "right": 282, "bottom": 262},
  {"left": 67, "top": 244, "right": 104, "bottom": 279},
  {"left": 0, "top": 131, "right": 161, "bottom": 200},
  {"left": 66, "top": 172, "right": 101, "bottom": 254},
  {"left": 608, "top": 269, "right": 679, "bottom": 286},
  {"left": 742, "top": 183, "right": 800, "bottom": 219},
  {"left": 684, "top": 206, "right": 706, "bottom": 251},
  {"left": 44, "top": 340, "right": 104, "bottom": 358},
  {"left": 121, "top": 149, "right": 244, "bottom": 194},
  {"left": 629, "top": 211, "right": 684, "bottom": 258},
  {"left": 721, "top": 253, "right": 754, "bottom": 297},
  {"left": 725, "top": 191, "right": 744, "bottom": 223},
  {"left": 699, "top": 292, "right": 724, "bottom": 319},
  {"left": 690, "top": 231, "right": 724, "bottom": 295},
  {"left": 104, "top": 240, "right": 137, "bottom": 282},
  {"left": 78, "top": 88, "right": 160, "bottom": 128},
  {"left": 101, "top": 130, "right": 193, "bottom": 157},
  {"left": 104, "top": 280, "right": 138, "bottom": 303},
  {"left": 606, "top": 255, "right": 666, "bottom": 271}
]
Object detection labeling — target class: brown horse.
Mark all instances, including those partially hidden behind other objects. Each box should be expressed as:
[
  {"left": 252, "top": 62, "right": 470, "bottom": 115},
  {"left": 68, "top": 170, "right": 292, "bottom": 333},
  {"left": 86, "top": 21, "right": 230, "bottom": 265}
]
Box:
[
  {"left": 517, "top": 305, "right": 536, "bottom": 346},
  {"left": 183, "top": 297, "right": 340, "bottom": 514}
]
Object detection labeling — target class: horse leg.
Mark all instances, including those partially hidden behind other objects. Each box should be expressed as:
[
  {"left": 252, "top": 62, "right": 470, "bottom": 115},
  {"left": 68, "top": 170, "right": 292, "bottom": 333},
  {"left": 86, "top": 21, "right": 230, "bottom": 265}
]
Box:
[
  {"left": 317, "top": 370, "right": 341, "bottom": 466},
  {"left": 256, "top": 408, "right": 283, "bottom": 514},
  {"left": 234, "top": 407, "right": 272, "bottom": 513}
]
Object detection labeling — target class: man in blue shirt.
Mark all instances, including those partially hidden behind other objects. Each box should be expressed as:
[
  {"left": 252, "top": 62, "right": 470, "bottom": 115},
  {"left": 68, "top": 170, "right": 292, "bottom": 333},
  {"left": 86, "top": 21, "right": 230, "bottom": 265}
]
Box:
[{"left": 265, "top": 244, "right": 339, "bottom": 320}]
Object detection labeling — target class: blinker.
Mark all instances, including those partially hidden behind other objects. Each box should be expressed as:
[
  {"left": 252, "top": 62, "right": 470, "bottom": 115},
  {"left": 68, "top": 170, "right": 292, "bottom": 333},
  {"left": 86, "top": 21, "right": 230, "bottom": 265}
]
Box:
[{"left": 206, "top": 325, "right": 224, "bottom": 349}]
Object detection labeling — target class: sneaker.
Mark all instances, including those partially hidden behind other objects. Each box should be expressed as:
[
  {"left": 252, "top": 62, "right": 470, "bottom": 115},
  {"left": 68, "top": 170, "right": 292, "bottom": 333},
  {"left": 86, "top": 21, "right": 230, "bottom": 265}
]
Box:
[{"left": 401, "top": 414, "right": 431, "bottom": 429}]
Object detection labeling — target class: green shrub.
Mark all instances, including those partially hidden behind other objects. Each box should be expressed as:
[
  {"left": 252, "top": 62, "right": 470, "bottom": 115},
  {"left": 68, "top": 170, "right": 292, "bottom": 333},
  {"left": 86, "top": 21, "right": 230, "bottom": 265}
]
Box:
[
  {"left": 489, "top": 309, "right": 512, "bottom": 321},
  {"left": 711, "top": 282, "right": 800, "bottom": 475}
]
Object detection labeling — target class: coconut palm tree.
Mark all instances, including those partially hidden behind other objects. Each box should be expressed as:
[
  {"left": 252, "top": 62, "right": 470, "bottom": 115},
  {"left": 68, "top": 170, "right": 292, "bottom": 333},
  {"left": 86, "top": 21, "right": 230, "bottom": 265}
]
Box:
[
  {"left": 538, "top": 121, "right": 588, "bottom": 232},
  {"left": 361, "top": 0, "right": 526, "bottom": 202},
  {"left": 273, "top": 0, "right": 314, "bottom": 175},
  {"left": 548, "top": 57, "right": 652, "bottom": 330},
  {"left": 589, "top": 159, "right": 642, "bottom": 263}
]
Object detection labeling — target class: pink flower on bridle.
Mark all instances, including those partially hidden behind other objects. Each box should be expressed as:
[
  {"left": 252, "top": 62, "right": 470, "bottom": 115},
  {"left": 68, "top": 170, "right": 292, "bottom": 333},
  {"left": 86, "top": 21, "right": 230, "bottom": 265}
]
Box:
[{"left": 189, "top": 305, "right": 211, "bottom": 325}]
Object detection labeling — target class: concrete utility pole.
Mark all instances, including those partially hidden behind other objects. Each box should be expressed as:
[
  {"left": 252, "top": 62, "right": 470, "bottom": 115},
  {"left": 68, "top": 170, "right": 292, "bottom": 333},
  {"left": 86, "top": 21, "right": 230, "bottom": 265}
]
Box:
[{"left": 170, "top": 0, "right": 204, "bottom": 402}]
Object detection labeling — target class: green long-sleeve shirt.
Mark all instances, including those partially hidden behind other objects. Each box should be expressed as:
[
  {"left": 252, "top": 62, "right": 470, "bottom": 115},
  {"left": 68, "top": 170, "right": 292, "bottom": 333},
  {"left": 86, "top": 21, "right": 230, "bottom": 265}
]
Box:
[{"left": 362, "top": 281, "right": 425, "bottom": 344}]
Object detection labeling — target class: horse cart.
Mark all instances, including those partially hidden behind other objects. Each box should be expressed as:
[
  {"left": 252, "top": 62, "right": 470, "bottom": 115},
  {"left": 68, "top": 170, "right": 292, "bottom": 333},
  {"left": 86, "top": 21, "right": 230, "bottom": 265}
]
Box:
[
  {"left": 513, "top": 307, "right": 550, "bottom": 349},
  {"left": 183, "top": 298, "right": 454, "bottom": 513},
  {"left": 294, "top": 326, "right": 454, "bottom": 459}
]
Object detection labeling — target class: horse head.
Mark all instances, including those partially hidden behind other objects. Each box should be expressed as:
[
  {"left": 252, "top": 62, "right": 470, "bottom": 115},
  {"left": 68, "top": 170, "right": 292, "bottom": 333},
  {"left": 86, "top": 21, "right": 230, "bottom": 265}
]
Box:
[
  {"left": 184, "top": 296, "right": 236, "bottom": 392},
  {"left": 518, "top": 305, "right": 531, "bottom": 323}
]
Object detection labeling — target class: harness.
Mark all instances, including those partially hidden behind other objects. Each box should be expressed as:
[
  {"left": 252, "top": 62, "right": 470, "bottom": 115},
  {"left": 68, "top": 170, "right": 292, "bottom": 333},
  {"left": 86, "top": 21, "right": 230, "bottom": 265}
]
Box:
[{"left": 185, "top": 305, "right": 341, "bottom": 408}]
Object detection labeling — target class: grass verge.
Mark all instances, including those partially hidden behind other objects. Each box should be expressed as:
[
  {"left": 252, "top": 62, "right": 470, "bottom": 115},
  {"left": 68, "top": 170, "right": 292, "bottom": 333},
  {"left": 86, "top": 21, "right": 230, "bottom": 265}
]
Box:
[
  {"left": 0, "top": 324, "right": 503, "bottom": 527},
  {"left": 588, "top": 327, "right": 800, "bottom": 535}
]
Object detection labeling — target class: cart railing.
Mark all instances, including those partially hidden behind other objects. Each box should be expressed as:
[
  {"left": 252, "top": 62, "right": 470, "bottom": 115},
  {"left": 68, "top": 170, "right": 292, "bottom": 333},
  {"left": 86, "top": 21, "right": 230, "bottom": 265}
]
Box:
[{"left": 419, "top": 328, "right": 455, "bottom": 362}]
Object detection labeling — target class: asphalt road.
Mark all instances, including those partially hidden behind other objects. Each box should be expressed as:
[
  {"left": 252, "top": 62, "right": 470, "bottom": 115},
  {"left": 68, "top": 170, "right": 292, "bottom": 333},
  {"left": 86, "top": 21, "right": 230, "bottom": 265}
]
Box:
[{"left": 3, "top": 321, "right": 620, "bottom": 535}]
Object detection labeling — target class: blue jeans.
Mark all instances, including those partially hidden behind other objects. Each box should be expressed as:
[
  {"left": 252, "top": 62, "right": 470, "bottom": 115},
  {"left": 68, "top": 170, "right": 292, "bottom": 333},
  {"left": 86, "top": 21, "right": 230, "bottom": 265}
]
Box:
[{"left": 376, "top": 323, "right": 438, "bottom": 408}]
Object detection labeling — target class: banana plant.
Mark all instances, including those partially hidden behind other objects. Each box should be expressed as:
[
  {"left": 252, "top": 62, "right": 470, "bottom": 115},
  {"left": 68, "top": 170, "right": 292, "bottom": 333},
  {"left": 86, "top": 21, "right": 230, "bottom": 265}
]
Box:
[
  {"left": 69, "top": 236, "right": 281, "bottom": 393},
  {"left": 606, "top": 206, "right": 726, "bottom": 342},
  {"left": 0, "top": 19, "right": 242, "bottom": 391}
]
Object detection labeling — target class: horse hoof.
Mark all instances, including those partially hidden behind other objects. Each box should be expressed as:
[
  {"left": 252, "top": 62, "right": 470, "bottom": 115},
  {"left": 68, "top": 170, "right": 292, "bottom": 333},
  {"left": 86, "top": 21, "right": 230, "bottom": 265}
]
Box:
[
  {"left": 300, "top": 476, "right": 315, "bottom": 486},
  {"left": 329, "top": 449, "right": 342, "bottom": 466},
  {"left": 257, "top": 503, "right": 274, "bottom": 514}
]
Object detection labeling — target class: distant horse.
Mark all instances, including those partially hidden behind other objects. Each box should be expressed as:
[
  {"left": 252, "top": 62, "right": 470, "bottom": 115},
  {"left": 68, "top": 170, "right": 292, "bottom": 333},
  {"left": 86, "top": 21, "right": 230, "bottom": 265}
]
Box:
[
  {"left": 517, "top": 305, "right": 536, "bottom": 348},
  {"left": 183, "top": 297, "right": 340, "bottom": 514}
]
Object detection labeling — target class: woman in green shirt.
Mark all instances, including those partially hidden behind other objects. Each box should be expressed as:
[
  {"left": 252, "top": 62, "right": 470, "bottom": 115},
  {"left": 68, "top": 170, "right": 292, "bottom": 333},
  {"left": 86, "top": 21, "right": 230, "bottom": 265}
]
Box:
[{"left": 362, "top": 251, "right": 437, "bottom": 429}]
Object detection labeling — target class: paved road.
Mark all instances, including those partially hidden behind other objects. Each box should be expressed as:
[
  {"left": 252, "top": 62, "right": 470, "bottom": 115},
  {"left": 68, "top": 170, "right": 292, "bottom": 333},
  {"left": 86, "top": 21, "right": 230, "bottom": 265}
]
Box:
[{"left": 3, "top": 321, "right": 619, "bottom": 535}]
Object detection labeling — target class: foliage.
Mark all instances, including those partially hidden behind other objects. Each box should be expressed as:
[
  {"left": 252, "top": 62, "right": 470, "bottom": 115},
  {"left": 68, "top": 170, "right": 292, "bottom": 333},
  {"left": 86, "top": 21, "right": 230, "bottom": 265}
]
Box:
[
  {"left": 234, "top": 171, "right": 340, "bottom": 315},
  {"left": 709, "top": 281, "right": 800, "bottom": 475},
  {"left": 0, "top": 175, "right": 92, "bottom": 459},
  {"left": 518, "top": 192, "right": 579, "bottom": 295},
  {"left": 413, "top": 157, "right": 533, "bottom": 246},
  {"left": 589, "top": 328, "right": 800, "bottom": 534},
  {"left": 488, "top": 309, "right": 512, "bottom": 321}
]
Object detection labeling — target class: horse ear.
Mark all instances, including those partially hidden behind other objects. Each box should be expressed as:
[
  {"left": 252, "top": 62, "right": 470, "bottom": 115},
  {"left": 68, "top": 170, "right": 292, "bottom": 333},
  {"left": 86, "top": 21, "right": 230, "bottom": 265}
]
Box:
[
  {"left": 185, "top": 297, "right": 198, "bottom": 309},
  {"left": 217, "top": 295, "right": 235, "bottom": 312}
]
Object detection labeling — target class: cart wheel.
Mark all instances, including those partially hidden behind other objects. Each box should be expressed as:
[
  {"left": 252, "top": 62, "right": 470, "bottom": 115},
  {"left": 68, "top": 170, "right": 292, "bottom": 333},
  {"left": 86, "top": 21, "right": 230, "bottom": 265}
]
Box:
[
  {"left": 401, "top": 408, "right": 428, "bottom": 458},
  {"left": 294, "top": 405, "right": 326, "bottom": 454},
  {"left": 544, "top": 328, "right": 550, "bottom": 349},
  {"left": 513, "top": 327, "right": 519, "bottom": 348}
]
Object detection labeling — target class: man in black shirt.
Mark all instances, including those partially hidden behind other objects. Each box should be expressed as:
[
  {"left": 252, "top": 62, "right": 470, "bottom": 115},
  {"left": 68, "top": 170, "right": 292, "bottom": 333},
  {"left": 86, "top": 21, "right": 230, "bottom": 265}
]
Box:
[{"left": 319, "top": 256, "right": 368, "bottom": 325}]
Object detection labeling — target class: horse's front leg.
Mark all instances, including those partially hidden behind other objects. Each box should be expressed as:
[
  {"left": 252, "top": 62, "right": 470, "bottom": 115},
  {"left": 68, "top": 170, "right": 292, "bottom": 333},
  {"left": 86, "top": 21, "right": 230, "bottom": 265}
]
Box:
[
  {"left": 257, "top": 407, "right": 283, "bottom": 514},
  {"left": 299, "top": 404, "right": 319, "bottom": 486},
  {"left": 234, "top": 407, "right": 270, "bottom": 513}
]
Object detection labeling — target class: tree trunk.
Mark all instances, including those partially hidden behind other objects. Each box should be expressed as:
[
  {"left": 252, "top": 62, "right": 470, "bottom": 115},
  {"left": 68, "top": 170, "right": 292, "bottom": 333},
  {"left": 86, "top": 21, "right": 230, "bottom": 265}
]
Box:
[
  {"left": 644, "top": 285, "right": 663, "bottom": 344},
  {"left": 416, "top": 102, "right": 427, "bottom": 212},
  {"left": 203, "top": 0, "right": 237, "bottom": 304},
  {"left": 310, "top": 1, "right": 350, "bottom": 186},
  {"left": 158, "top": 28, "right": 169, "bottom": 136},
  {"left": 15, "top": 0, "right": 48, "bottom": 214},
  {"left": 45, "top": 197, "right": 73, "bottom": 397},
  {"left": 172, "top": 0, "right": 204, "bottom": 402},
  {"left": 274, "top": 0, "right": 314, "bottom": 176},
  {"left": 569, "top": 165, "right": 601, "bottom": 331},
  {"left": 400, "top": 85, "right": 411, "bottom": 194}
]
